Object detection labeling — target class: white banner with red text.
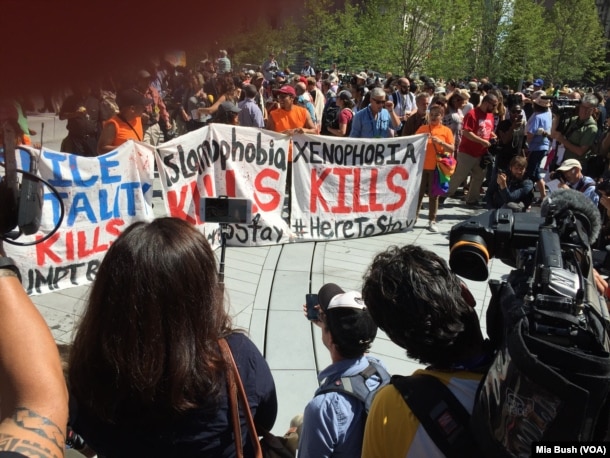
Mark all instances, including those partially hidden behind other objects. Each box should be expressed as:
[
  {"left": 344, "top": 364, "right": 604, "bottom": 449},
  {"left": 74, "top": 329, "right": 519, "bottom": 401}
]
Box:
[
  {"left": 290, "top": 133, "right": 426, "bottom": 240},
  {"left": 5, "top": 127, "right": 426, "bottom": 295},
  {"left": 155, "top": 124, "right": 292, "bottom": 248}
]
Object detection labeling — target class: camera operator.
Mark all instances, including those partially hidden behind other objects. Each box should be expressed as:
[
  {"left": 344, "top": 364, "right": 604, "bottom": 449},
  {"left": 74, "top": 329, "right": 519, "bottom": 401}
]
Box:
[
  {"left": 485, "top": 156, "right": 534, "bottom": 211},
  {"left": 551, "top": 93, "right": 599, "bottom": 172},
  {"left": 551, "top": 158, "right": 599, "bottom": 206},
  {"left": 0, "top": 246, "right": 68, "bottom": 458}
]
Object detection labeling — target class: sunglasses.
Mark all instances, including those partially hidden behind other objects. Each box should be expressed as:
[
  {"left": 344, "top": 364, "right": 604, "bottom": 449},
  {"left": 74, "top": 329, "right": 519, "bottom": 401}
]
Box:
[{"left": 371, "top": 98, "right": 386, "bottom": 105}]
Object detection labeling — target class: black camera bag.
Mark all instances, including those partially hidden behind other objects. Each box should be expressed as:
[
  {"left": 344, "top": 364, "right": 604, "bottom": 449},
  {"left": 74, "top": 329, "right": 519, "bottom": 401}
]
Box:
[{"left": 471, "top": 282, "right": 610, "bottom": 457}]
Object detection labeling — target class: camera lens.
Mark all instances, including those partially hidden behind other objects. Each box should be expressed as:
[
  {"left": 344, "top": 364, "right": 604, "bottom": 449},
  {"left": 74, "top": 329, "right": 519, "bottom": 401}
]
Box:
[{"left": 449, "top": 235, "right": 490, "bottom": 281}]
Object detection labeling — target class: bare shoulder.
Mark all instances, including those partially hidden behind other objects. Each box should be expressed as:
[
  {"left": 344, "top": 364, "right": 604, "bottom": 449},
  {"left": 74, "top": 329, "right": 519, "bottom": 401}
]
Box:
[{"left": 0, "top": 407, "right": 65, "bottom": 458}]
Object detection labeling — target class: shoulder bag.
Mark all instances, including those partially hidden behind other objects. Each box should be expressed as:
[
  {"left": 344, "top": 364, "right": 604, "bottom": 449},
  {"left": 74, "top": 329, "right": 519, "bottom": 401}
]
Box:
[
  {"left": 219, "top": 338, "right": 263, "bottom": 458},
  {"left": 219, "top": 338, "right": 297, "bottom": 458}
]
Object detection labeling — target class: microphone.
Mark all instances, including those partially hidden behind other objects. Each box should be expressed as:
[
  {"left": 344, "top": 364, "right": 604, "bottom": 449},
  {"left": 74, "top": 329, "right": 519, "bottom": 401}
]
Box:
[{"left": 541, "top": 189, "right": 601, "bottom": 244}]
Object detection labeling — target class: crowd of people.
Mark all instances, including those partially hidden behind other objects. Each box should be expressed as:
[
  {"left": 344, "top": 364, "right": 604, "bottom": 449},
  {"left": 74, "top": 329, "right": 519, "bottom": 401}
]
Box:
[
  {"left": 3, "top": 50, "right": 610, "bottom": 458},
  {"left": 7, "top": 50, "right": 610, "bottom": 232}
]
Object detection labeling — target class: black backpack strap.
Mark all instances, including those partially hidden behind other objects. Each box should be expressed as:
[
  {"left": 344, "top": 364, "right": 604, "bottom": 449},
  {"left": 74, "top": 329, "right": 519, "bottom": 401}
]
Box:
[{"left": 391, "top": 374, "right": 481, "bottom": 458}]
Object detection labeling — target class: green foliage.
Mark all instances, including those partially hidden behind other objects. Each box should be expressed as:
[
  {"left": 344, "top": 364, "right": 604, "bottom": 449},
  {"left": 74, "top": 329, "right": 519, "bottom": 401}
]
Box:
[
  {"left": 544, "top": 0, "right": 607, "bottom": 84},
  {"left": 202, "top": 0, "right": 608, "bottom": 87}
]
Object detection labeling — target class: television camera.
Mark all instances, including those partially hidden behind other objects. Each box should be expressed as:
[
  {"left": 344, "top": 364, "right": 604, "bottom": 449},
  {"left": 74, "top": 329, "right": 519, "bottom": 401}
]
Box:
[
  {"left": 552, "top": 96, "right": 580, "bottom": 134},
  {"left": 449, "top": 189, "right": 608, "bottom": 349},
  {"left": 450, "top": 189, "right": 610, "bottom": 449}
]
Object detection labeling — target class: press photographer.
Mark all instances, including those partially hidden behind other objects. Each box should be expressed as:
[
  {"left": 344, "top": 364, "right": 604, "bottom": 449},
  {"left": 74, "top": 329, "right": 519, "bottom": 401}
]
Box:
[
  {"left": 549, "top": 158, "right": 598, "bottom": 206},
  {"left": 551, "top": 94, "right": 599, "bottom": 172},
  {"left": 448, "top": 189, "right": 610, "bottom": 454}
]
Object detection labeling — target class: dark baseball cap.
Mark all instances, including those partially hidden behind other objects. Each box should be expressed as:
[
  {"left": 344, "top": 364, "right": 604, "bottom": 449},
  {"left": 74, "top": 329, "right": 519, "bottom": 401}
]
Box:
[
  {"left": 116, "top": 89, "right": 153, "bottom": 108},
  {"left": 318, "top": 283, "right": 377, "bottom": 353},
  {"left": 219, "top": 101, "right": 241, "bottom": 114}
]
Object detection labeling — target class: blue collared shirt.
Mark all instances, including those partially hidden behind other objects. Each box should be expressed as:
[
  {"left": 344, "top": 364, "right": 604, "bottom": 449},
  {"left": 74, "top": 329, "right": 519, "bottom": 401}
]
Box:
[
  {"left": 238, "top": 97, "right": 265, "bottom": 128},
  {"left": 298, "top": 355, "right": 386, "bottom": 458},
  {"left": 349, "top": 107, "right": 394, "bottom": 138}
]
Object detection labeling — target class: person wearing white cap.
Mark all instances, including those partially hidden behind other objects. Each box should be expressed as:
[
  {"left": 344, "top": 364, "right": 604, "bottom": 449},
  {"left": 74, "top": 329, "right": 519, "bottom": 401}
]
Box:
[
  {"left": 552, "top": 158, "right": 599, "bottom": 206},
  {"left": 298, "top": 284, "right": 388, "bottom": 458}
]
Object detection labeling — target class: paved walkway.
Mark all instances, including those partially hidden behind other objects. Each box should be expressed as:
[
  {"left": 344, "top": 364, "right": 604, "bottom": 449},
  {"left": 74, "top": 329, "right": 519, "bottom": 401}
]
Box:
[{"left": 24, "top": 113, "right": 512, "bottom": 434}]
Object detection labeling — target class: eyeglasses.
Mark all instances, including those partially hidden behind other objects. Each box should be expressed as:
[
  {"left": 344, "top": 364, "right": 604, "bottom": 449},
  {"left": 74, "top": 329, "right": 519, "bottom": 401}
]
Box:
[{"left": 371, "top": 98, "right": 385, "bottom": 104}]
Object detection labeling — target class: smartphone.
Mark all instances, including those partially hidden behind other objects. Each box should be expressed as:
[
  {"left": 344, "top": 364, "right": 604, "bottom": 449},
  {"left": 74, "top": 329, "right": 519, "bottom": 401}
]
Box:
[{"left": 305, "top": 294, "right": 319, "bottom": 321}]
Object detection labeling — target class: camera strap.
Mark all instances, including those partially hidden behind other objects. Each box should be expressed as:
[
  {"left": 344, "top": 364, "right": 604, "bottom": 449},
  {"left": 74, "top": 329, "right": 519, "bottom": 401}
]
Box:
[{"left": 117, "top": 114, "right": 142, "bottom": 142}]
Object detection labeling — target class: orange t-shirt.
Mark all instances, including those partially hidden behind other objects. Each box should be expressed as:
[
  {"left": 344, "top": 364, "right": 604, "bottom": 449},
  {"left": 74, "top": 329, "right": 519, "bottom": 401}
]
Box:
[
  {"left": 104, "top": 115, "right": 144, "bottom": 148},
  {"left": 269, "top": 105, "right": 309, "bottom": 132},
  {"left": 270, "top": 105, "right": 309, "bottom": 161},
  {"left": 416, "top": 123, "right": 455, "bottom": 171}
]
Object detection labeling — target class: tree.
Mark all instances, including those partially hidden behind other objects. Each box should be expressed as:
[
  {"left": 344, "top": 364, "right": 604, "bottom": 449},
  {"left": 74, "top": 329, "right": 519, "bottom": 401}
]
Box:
[
  {"left": 545, "top": 0, "right": 607, "bottom": 84},
  {"left": 496, "top": 0, "right": 552, "bottom": 88},
  {"left": 424, "top": 0, "right": 479, "bottom": 80}
]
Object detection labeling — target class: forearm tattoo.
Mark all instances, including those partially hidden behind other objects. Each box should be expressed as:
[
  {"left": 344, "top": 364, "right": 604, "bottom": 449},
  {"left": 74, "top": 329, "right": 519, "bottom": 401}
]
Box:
[{"left": 0, "top": 407, "right": 65, "bottom": 457}]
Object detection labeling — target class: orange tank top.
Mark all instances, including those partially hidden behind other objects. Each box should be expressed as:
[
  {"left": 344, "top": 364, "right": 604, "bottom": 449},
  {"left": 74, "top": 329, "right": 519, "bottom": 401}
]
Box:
[{"left": 105, "top": 115, "right": 144, "bottom": 147}]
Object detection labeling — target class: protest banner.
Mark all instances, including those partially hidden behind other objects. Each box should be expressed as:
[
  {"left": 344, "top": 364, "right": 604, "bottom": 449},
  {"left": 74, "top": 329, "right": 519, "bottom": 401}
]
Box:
[
  {"left": 155, "top": 124, "right": 293, "bottom": 247},
  {"left": 290, "top": 133, "right": 427, "bottom": 241},
  {"left": 5, "top": 142, "right": 155, "bottom": 295}
]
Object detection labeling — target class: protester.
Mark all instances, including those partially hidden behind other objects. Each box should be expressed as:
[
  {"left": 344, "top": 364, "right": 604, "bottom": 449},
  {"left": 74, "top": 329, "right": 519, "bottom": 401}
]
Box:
[
  {"left": 525, "top": 95, "right": 553, "bottom": 201},
  {"left": 446, "top": 93, "right": 499, "bottom": 207},
  {"left": 199, "top": 74, "right": 240, "bottom": 118},
  {"left": 238, "top": 84, "right": 265, "bottom": 128},
  {"left": 298, "top": 284, "right": 385, "bottom": 457},
  {"left": 216, "top": 50, "right": 231, "bottom": 75},
  {"left": 361, "top": 245, "right": 491, "bottom": 457},
  {"left": 415, "top": 105, "right": 454, "bottom": 232},
  {"left": 58, "top": 81, "right": 100, "bottom": 157},
  {"left": 262, "top": 53, "right": 279, "bottom": 82},
  {"left": 391, "top": 77, "right": 416, "bottom": 135},
  {"left": 0, "top": 246, "right": 68, "bottom": 458},
  {"left": 349, "top": 87, "right": 401, "bottom": 138},
  {"left": 213, "top": 101, "right": 241, "bottom": 125},
  {"left": 266, "top": 85, "right": 316, "bottom": 135},
  {"left": 68, "top": 218, "right": 278, "bottom": 456},
  {"left": 402, "top": 92, "right": 430, "bottom": 136},
  {"left": 97, "top": 88, "right": 151, "bottom": 155},
  {"left": 443, "top": 89, "right": 469, "bottom": 152},
  {"left": 326, "top": 90, "right": 354, "bottom": 137},
  {"left": 134, "top": 69, "right": 172, "bottom": 146}
]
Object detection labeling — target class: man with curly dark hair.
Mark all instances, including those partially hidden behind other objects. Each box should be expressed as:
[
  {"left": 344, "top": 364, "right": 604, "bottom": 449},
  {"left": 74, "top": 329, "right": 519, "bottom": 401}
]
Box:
[{"left": 360, "top": 245, "right": 491, "bottom": 457}]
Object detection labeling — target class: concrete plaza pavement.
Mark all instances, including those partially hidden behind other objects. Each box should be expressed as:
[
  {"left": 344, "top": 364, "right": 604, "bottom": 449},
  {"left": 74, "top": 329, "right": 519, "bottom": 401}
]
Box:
[{"left": 22, "top": 112, "right": 512, "bottom": 435}]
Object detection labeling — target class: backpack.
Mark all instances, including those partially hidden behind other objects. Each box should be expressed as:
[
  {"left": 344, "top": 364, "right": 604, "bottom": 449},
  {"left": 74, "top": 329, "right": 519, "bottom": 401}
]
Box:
[
  {"left": 315, "top": 360, "right": 391, "bottom": 414},
  {"left": 392, "top": 278, "right": 610, "bottom": 457},
  {"left": 321, "top": 103, "right": 340, "bottom": 135}
]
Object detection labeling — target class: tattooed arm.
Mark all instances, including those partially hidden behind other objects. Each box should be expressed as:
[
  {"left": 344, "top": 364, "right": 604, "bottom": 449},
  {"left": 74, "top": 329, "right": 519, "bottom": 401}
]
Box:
[{"left": 0, "top": 261, "right": 68, "bottom": 458}]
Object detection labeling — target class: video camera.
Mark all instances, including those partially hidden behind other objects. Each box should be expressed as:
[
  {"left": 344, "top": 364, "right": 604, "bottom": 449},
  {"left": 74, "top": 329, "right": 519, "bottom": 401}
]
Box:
[
  {"left": 449, "top": 189, "right": 609, "bottom": 350},
  {"left": 0, "top": 122, "right": 64, "bottom": 246},
  {"left": 451, "top": 189, "right": 610, "bottom": 449},
  {"left": 552, "top": 96, "right": 580, "bottom": 134}
]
